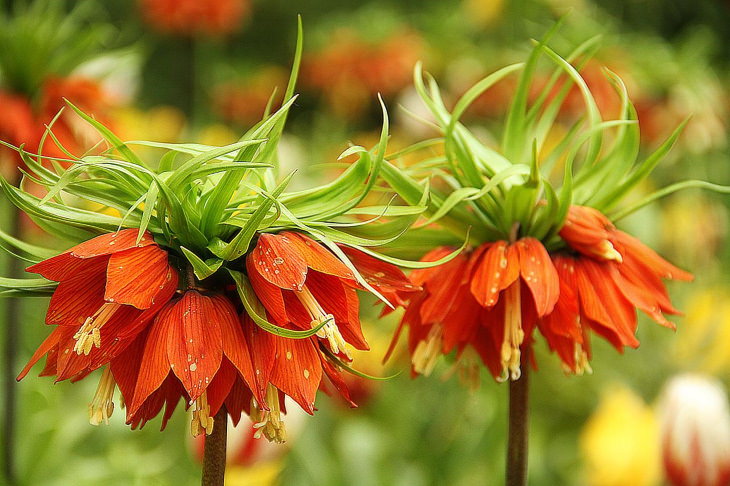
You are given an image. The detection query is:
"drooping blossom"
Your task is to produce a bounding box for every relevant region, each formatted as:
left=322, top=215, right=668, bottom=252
left=394, top=205, right=692, bottom=380
left=19, top=229, right=415, bottom=442
left=17, top=229, right=178, bottom=424
left=659, top=374, right=730, bottom=486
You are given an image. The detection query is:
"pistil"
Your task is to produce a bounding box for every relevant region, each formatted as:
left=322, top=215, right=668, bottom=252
left=500, top=282, right=524, bottom=381
left=88, top=367, right=116, bottom=425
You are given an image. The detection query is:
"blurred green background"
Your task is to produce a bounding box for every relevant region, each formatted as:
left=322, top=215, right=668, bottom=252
left=1, top=0, right=729, bottom=484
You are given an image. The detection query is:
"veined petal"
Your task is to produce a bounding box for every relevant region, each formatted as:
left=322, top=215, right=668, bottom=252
left=268, top=337, right=321, bottom=414
left=410, top=247, right=457, bottom=286
left=420, top=252, right=470, bottom=324
left=26, top=252, right=89, bottom=281
left=442, top=283, right=482, bottom=353
left=166, top=291, right=224, bottom=401
left=282, top=232, right=354, bottom=280
left=248, top=233, right=308, bottom=290
left=46, top=257, right=108, bottom=326
left=105, top=245, right=175, bottom=309
left=611, top=258, right=678, bottom=329
left=16, top=326, right=68, bottom=380
left=205, top=358, right=238, bottom=418
left=516, top=238, right=560, bottom=316
left=339, top=245, right=416, bottom=292
left=612, top=230, right=693, bottom=281
left=321, top=356, right=356, bottom=408
left=130, top=302, right=177, bottom=416
left=217, top=302, right=265, bottom=405
left=470, top=241, right=520, bottom=308
left=70, top=229, right=156, bottom=258
left=574, top=259, right=639, bottom=348
left=110, top=330, right=148, bottom=408
left=246, top=258, right=289, bottom=325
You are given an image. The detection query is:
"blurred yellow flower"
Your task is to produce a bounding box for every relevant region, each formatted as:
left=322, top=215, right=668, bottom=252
left=463, top=0, right=504, bottom=28
left=226, top=461, right=282, bottom=486
left=112, top=105, right=186, bottom=143
left=197, top=123, right=239, bottom=147
left=580, top=385, right=661, bottom=486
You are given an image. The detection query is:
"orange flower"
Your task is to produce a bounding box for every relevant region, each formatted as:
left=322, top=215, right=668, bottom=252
left=393, top=237, right=559, bottom=381
left=17, top=229, right=178, bottom=423
left=139, top=0, right=250, bottom=36
left=395, top=205, right=692, bottom=379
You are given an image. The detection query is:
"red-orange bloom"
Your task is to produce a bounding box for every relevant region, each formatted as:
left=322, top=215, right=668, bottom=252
left=394, top=237, right=559, bottom=381
left=395, top=205, right=692, bottom=379
left=18, top=229, right=178, bottom=423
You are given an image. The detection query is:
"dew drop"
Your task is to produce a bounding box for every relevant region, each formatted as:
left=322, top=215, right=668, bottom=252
left=273, top=257, right=284, bottom=265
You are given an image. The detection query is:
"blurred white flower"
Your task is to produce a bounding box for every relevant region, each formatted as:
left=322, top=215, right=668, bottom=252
left=659, top=374, right=730, bottom=486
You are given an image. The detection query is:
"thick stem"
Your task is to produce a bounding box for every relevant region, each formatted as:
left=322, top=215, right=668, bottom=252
left=201, top=405, right=228, bottom=486
left=506, top=364, right=529, bottom=486
left=3, top=207, right=20, bottom=486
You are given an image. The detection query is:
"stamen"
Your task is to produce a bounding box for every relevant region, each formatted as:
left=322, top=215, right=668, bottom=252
left=598, top=240, right=623, bottom=263
left=190, top=392, right=214, bottom=437
left=250, top=384, right=287, bottom=443
left=295, top=285, right=351, bottom=359
left=73, top=303, right=120, bottom=355
left=412, top=324, right=443, bottom=376
left=566, top=342, right=593, bottom=376
left=500, top=282, right=524, bottom=381
left=88, top=367, right=116, bottom=426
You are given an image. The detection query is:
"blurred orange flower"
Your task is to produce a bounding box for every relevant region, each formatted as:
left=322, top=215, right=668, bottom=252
left=139, top=0, right=250, bottom=36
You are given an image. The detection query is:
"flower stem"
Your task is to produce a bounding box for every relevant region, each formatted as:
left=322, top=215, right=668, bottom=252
left=506, top=363, right=529, bottom=486
left=201, top=405, right=227, bottom=486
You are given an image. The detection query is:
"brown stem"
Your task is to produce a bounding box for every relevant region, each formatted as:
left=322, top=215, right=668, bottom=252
left=201, top=405, right=228, bottom=486
left=506, top=364, right=529, bottom=486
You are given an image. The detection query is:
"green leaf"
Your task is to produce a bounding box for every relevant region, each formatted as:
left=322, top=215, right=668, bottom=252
left=214, top=172, right=294, bottom=260
left=180, top=247, right=223, bottom=280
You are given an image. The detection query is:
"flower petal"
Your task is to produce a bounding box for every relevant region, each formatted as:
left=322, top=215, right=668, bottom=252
left=45, top=257, right=108, bottom=326
left=129, top=302, right=177, bottom=416
left=340, top=245, right=418, bottom=292
left=70, top=229, right=156, bottom=258
left=516, top=237, right=560, bottom=316
left=248, top=233, right=308, bottom=290
left=268, top=337, right=321, bottom=414
left=16, top=326, right=69, bottom=380
left=246, top=258, right=289, bottom=325
left=307, top=272, right=368, bottom=350
left=166, top=291, right=224, bottom=401
left=469, top=241, right=520, bottom=308
left=420, top=252, right=470, bottom=324
left=613, top=230, right=693, bottom=281
left=282, top=231, right=354, bottom=280
left=105, top=245, right=175, bottom=309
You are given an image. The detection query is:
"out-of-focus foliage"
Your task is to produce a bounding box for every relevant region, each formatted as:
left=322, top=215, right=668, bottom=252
left=2, top=0, right=730, bottom=485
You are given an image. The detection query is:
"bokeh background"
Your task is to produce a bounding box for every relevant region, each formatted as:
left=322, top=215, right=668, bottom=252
left=1, top=0, right=729, bottom=484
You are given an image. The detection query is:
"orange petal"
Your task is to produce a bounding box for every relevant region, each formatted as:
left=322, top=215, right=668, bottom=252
left=516, top=238, right=560, bottom=316
left=105, top=245, right=174, bottom=309
left=574, top=259, right=639, bottom=348
left=25, top=252, right=86, bottom=281
left=469, top=241, right=520, bottom=308
left=307, top=272, right=368, bottom=350
left=248, top=233, right=308, bottom=290
left=45, top=257, right=108, bottom=326
left=166, top=291, right=224, bottom=401
left=282, top=232, right=354, bottom=280
left=410, top=247, right=457, bottom=286
left=246, top=258, right=289, bottom=325
left=217, top=301, right=265, bottom=405
left=268, top=337, right=321, bottom=414
left=16, top=326, right=68, bottom=380
left=339, top=245, right=416, bottom=292
left=129, top=301, right=178, bottom=415
left=70, top=229, right=156, bottom=258
left=420, top=252, right=470, bottom=324
left=612, top=230, right=693, bottom=281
